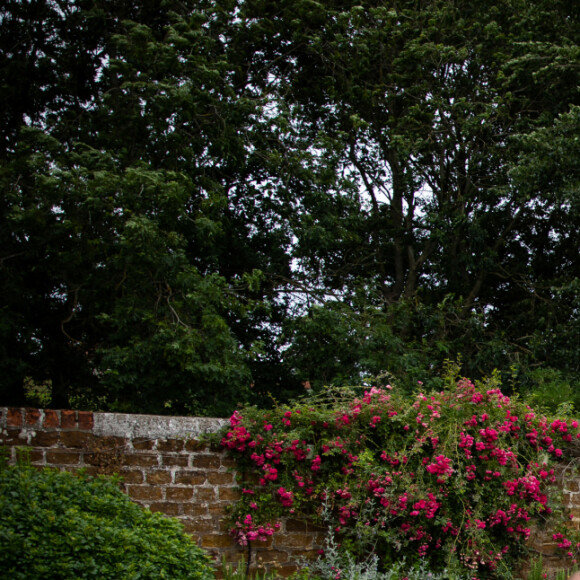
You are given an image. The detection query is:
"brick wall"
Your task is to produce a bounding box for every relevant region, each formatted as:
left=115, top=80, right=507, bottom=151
left=0, top=407, right=324, bottom=578
left=3, top=406, right=580, bottom=579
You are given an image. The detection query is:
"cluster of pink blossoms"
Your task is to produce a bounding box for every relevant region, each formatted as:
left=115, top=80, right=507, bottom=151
left=222, top=379, right=580, bottom=576
left=229, top=514, right=280, bottom=546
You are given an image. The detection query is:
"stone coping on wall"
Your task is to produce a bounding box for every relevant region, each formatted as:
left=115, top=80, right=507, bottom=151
left=0, top=406, right=228, bottom=438
left=92, top=411, right=228, bottom=439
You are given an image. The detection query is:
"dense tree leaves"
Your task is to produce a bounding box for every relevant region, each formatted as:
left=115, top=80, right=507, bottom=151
left=1, top=0, right=580, bottom=415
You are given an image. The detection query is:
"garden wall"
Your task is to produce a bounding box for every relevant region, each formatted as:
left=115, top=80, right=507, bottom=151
left=1, top=405, right=579, bottom=579
left=0, top=406, right=324, bottom=578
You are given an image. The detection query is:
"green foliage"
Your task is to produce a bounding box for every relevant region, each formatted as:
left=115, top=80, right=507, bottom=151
left=219, top=556, right=277, bottom=580
left=220, top=367, right=580, bottom=578
left=527, top=555, right=576, bottom=580
left=296, top=525, right=474, bottom=579
left=2, top=0, right=580, bottom=414
left=0, top=458, right=214, bottom=579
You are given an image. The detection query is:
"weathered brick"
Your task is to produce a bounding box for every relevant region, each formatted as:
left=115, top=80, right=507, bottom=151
left=276, top=533, right=312, bottom=549
left=161, top=455, right=189, bottom=467
left=273, top=564, right=301, bottom=578
left=80, top=466, right=101, bottom=477
left=208, top=472, right=235, bottom=485
left=146, top=470, right=172, bottom=485
left=218, top=487, right=241, bottom=501
left=174, top=470, right=206, bottom=486
left=26, top=449, right=46, bottom=464
left=285, top=519, right=325, bottom=533
left=201, top=534, right=237, bottom=549
left=124, top=454, right=159, bottom=467
left=127, top=485, right=163, bottom=501
left=252, top=550, right=289, bottom=565
left=166, top=486, right=194, bottom=501
left=216, top=514, right=235, bottom=531
left=132, top=438, right=156, bottom=450
left=180, top=517, right=216, bottom=534
left=25, top=408, right=41, bottom=426
left=195, top=487, right=217, bottom=501
left=61, top=410, right=76, bottom=429
left=157, top=439, right=184, bottom=452
left=46, top=450, right=81, bottom=465
left=192, top=454, right=221, bottom=469
left=30, top=431, right=60, bottom=447
left=185, top=439, right=207, bottom=452
left=149, top=502, right=180, bottom=516
left=6, top=408, right=22, bottom=427
left=119, top=469, right=144, bottom=484
left=0, top=428, right=24, bottom=446
left=60, top=431, right=92, bottom=448
left=209, top=503, right=230, bottom=518
left=220, top=456, right=238, bottom=469
left=43, top=409, right=59, bottom=428
left=77, top=411, right=94, bottom=431
left=182, top=504, right=209, bottom=517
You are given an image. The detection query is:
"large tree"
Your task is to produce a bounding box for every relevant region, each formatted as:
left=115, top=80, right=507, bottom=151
left=1, top=0, right=580, bottom=415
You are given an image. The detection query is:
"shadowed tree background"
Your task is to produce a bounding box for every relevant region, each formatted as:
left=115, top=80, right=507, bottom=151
left=1, top=0, right=580, bottom=415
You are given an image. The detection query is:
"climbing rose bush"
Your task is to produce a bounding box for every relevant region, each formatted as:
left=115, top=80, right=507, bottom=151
left=220, top=370, right=580, bottom=579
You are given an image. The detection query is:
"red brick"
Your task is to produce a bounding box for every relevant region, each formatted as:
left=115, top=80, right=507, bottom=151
left=25, top=408, right=41, bottom=426
left=46, top=450, right=81, bottom=465
left=43, top=410, right=59, bottom=428
left=30, top=431, right=60, bottom=447
left=61, top=410, right=76, bottom=429
left=127, top=485, right=163, bottom=501
left=77, top=411, right=94, bottom=431
left=0, top=428, right=23, bottom=445
left=6, top=408, right=23, bottom=427
left=166, top=486, right=193, bottom=501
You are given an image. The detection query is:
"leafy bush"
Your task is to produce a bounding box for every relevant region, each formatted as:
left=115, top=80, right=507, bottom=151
left=295, top=519, right=474, bottom=580
left=220, top=364, right=580, bottom=579
left=0, top=458, right=214, bottom=579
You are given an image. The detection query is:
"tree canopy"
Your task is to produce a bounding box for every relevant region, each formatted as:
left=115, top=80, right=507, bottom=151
left=1, top=0, right=580, bottom=416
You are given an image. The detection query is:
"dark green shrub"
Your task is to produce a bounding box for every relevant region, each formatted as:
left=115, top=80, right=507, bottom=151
left=0, top=457, right=214, bottom=579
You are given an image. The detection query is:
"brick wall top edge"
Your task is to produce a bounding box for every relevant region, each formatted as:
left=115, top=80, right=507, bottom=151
left=0, top=407, right=228, bottom=439
left=93, top=412, right=228, bottom=439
